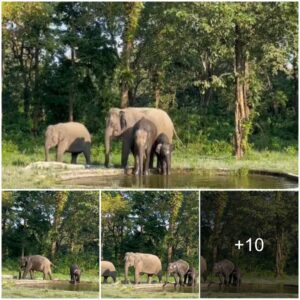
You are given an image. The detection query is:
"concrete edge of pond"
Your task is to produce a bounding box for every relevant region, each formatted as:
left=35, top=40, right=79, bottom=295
left=24, top=162, right=298, bottom=183
left=13, top=279, right=97, bottom=285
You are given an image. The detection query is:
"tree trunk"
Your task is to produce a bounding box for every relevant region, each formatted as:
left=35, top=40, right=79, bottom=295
left=32, top=47, right=41, bottom=136
left=69, top=46, right=75, bottom=121
left=234, top=24, right=250, bottom=159
left=210, top=192, right=227, bottom=263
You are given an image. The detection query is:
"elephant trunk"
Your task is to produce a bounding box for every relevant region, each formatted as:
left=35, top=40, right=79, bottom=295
left=104, top=128, right=112, bottom=168
left=139, top=147, right=144, bottom=176
left=45, top=144, right=50, bottom=162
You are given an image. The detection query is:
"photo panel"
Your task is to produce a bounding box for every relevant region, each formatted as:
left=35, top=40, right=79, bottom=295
left=2, top=191, right=100, bottom=298
left=200, top=191, right=298, bottom=298
left=100, top=190, right=200, bottom=298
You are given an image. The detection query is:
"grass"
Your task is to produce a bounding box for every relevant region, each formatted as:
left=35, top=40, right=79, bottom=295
left=2, top=139, right=298, bottom=189
left=2, top=268, right=99, bottom=298
left=2, top=280, right=99, bottom=298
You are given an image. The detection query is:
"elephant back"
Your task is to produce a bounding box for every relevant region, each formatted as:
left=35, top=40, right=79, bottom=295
left=57, top=122, right=91, bottom=142
left=143, top=109, right=174, bottom=142
left=137, top=253, right=162, bottom=274
left=101, top=261, right=116, bottom=274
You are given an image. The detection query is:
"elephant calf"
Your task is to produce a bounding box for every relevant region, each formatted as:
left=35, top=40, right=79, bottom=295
left=132, top=118, right=157, bottom=176
left=19, top=255, right=54, bottom=280
left=70, top=264, right=81, bottom=284
left=184, top=267, right=198, bottom=286
left=101, top=261, right=117, bottom=283
left=230, top=266, right=242, bottom=287
left=153, top=133, right=173, bottom=175
left=45, top=122, right=91, bottom=164
left=165, top=259, right=189, bottom=287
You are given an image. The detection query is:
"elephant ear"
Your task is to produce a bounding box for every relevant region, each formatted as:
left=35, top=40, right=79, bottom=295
left=119, top=111, right=127, bottom=130
left=134, top=254, right=142, bottom=265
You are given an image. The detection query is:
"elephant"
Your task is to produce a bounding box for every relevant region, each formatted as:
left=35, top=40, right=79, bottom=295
left=212, top=259, right=235, bottom=286
left=101, top=261, right=117, bottom=283
left=19, top=255, right=54, bottom=280
left=164, top=259, right=189, bottom=287
left=132, top=117, right=157, bottom=176
left=153, top=133, right=173, bottom=175
left=230, top=266, right=242, bottom=287
left=70, top=264, right=80, bottom=284
left=201, top=256, right=207, bottom=283
left=184, top=267, right=199, bottom=286
left=124, top=252, right=162, bottom=284
left=104, top=107, right=175, bottom=169
left=45, top=122, right=91, bottom=164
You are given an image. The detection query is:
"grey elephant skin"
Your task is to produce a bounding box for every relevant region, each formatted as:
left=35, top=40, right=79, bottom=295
left=101, top=261, right=117, bottom=283
left=154, top=133, right=173, bottom=175
left=132, top=117, right=157, bottom=176
left=201, top=256, right=207, bottom=282
left=19, top=255, right=54, bottom=280
left=185, top=267, right=198, bottom=286
left=45, top=122, right=91, bottom=164
left=70, top=264, right=80, bottom=284
left=104, top=107, right=174, bottom=168
left=124, top=252, right=162, bottom=284
left=213, top=259, right=235, bottom=286
left=165, top=259, right=189, bottom=287
left=230, top=266, right=242, bottom=287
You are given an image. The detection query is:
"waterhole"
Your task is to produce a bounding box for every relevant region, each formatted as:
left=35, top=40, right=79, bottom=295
left=61, top=173, right=297, bottom=189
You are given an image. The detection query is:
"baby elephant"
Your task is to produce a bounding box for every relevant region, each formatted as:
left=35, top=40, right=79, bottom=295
left=132, top=117, right=157, bottom=176
left=230, top=266, right=242, bottom=287
left=165, top=259, right=189, bottom=287
left=101, top=261, right=117, bottom=283
left=19, top=255, right=53, bottom=280
left=184, top=267, right=198, bottom=286
left=70, top=264, right=81, bottom=284
left=153, top=133, right=173, bottom=175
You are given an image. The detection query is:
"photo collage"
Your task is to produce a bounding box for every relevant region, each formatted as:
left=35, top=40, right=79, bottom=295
left=1, top=1, right=298, bottom=299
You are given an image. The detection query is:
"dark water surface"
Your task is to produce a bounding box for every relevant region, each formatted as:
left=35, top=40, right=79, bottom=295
left=24, top=281, right=99, bottom=292
left=138, top=285, right=199, bottom=294
left=201, top=283, right=298, bottom=297
left=62, top=173, right=297, bottom=189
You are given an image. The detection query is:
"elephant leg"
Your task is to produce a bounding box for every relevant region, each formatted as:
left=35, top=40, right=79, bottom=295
left=103, top=276, right=108, bottom=283
left=135, top=270, right=140, bottom=284
left=48, top=271, right=52, bottom=280
left=173, top=274, right=178, bottom=287
left=144, top=149, right=151, bottom=175
left=157, top=271, right=162, bottom=283
left=71, top=153, right=78, bottom=164
left=56, top=144, right=66, bottom=162
left=147, top=274, right=153, bottom=284
left=134, top=154, right=140, bottom=176
left=83, top=146, right=91, bottom=164
left=121, top=139, right=131, bottom=169
left=149, top=150, right=155, bottom=169
left=30, top=270, right=34, bottom=280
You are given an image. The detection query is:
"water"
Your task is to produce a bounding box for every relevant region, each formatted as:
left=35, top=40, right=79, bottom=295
left=135, top=285, right=199, bottom=294
left=201, top=283, right=298, bottom=297
left=24, top=281, right=99, bottom=292
left=62, top=173, right=297, bottom=189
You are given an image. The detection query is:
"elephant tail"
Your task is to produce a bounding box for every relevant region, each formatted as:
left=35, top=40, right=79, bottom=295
left=173, top=127, right=184, bottom=146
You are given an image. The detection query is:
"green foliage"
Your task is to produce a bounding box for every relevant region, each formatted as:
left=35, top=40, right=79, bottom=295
left=201, top=192, right=298, bottom=276
left=102, top=192, right=199, bottom=269
left=2, top=191, right=99, bottom=273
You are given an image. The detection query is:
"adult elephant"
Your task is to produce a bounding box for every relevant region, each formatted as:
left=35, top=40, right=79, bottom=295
left=213, top=259, right=235, bottom=286
left=104, top=107, right=175, bottom=169
left=45, top=122, right=91, bottom=164
left=201, top=256, right=207, bottom=282
left=124, top=252, right=162, bottom=284
left=19, top=255, right=54, bottom=280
